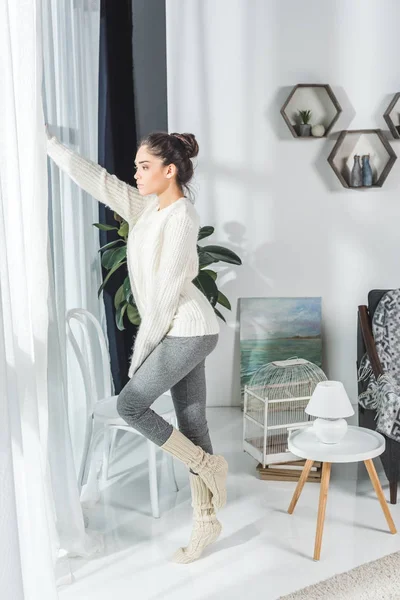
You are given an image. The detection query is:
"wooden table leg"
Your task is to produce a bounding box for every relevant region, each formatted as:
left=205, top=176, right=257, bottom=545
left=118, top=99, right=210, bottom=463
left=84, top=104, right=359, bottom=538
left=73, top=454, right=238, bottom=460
left=288, top=459, right=314, bottom=514
left=314, top=462, right=331, bottom=561
left=364, top=459, right=397, bottom=534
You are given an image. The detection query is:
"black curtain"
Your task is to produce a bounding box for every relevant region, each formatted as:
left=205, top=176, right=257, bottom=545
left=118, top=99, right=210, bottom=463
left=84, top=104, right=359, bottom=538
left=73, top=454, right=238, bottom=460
left=98, top=0, right=138, bottom=393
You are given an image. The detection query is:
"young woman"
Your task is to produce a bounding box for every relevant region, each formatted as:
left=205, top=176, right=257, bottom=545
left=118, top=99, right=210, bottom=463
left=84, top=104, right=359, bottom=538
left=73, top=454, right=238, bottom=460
left=46, top=129, right=228, bottom=563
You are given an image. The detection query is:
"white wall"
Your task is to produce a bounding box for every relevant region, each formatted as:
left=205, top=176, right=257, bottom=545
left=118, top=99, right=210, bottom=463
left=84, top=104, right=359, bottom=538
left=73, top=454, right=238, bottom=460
left=166, top=0, right=400, bottom=407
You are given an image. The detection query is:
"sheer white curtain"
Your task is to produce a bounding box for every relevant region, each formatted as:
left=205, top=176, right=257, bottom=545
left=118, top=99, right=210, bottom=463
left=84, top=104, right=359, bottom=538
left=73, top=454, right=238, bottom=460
left=0, top=0, right=62, bottom=597
left=0, top=0, right=109, bottom=597
left=42, top=0, right=108, bottom=566
left=42, top=0, right=108, bottom=470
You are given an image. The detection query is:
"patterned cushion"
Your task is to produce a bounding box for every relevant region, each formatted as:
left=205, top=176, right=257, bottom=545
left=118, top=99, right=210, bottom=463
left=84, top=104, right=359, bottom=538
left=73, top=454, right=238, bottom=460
left=359, top=289, right=400, bottom=441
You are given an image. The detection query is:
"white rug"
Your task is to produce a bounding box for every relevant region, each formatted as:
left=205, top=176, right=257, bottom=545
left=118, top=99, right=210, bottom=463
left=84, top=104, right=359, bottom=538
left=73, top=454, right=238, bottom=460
left=279, top=551, right=400, bottom=599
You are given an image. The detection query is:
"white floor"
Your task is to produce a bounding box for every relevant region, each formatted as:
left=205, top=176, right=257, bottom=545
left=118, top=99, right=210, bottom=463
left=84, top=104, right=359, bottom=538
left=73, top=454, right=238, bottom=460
left=58, top=408, right=400, bottom=600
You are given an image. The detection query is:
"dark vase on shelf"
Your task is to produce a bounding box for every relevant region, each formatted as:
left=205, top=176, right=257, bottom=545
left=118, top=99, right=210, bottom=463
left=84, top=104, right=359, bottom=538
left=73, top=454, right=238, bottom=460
left=350, top=155, right=362, bottom=187
left=298, top=124, right=311, bottom=137
left=362, top=155, right=373, bottom=186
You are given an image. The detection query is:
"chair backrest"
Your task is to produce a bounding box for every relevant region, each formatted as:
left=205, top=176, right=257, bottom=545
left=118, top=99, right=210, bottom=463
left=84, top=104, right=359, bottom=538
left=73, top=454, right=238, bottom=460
left=357, top=290, right=391, bottom=405
left=66, top=308, right=114, bottom=418
left=358, top=291, right=391, bottom=369
left=369, top=289, right=400, bottom=383
left=358, top=305, right=384, bottom=379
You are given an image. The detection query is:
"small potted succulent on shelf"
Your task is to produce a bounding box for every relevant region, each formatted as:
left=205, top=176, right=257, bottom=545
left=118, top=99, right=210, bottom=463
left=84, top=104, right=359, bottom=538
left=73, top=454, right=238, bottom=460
left=297, top=109, right=312, bottom=137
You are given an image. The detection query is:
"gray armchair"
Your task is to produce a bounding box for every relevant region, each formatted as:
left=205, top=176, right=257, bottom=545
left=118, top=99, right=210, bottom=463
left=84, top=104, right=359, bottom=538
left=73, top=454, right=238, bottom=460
left=357, top=289, right=400, bottom=504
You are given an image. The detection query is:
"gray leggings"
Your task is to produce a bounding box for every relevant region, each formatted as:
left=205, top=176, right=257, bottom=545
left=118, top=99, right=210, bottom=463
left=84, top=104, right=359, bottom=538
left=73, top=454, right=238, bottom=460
left=116, top=334, right=219, bottom=459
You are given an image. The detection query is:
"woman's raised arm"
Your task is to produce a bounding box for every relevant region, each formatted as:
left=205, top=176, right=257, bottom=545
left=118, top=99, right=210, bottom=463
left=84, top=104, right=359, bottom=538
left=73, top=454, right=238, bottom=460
left=47, top=133, right=147, bottom=225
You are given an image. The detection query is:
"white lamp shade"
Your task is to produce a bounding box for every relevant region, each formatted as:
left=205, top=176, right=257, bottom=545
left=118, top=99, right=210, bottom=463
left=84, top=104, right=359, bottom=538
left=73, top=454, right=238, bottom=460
left=305, top=381, right=354, bottom=419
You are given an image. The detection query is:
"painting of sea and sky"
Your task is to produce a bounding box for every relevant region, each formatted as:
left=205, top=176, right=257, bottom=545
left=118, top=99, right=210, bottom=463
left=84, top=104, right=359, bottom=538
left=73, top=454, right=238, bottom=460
left=239, top=297, right=322, bottom=402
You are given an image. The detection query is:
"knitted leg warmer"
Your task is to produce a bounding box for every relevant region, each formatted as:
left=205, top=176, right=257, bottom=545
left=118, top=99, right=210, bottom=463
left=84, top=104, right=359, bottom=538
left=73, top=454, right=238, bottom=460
left=160, top=427, right=228, bottom=510
left=172, top=473, right=222, bottom=563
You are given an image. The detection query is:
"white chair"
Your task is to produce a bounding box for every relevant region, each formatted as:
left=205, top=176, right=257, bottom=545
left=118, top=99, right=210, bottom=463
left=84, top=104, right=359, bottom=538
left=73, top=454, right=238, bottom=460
left=66, top=308, right=179, bottom=519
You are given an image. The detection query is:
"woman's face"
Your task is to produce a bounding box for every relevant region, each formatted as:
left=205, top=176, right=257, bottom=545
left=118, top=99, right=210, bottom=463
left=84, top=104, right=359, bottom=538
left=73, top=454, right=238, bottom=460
left=134, top=145, right=176, bottom=196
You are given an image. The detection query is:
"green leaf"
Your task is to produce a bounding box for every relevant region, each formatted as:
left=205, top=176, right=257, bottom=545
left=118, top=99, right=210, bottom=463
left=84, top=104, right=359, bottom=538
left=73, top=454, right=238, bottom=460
left=193, top=270, right=219, bottom=307
left=97, top=260, right=127, bottom=297
left=198, top=226, right=214, bottom=241
left=198, top=251, right=219, bottom=268
left=93, top=222, right=119, bottom=232
left=127, top=303, right=141, bottom=326
left=98, top=239, right=124, bottom=253
left=214, top=307, right=226, bottom=322
left=101, top=246, right=127, bottom=270
left=123, top=275, right=132, bottom=302
left=201, top=245, right=242, bottom=265
left=118, top=221, right=129, bottom=238
left=101, top=248, right=114, bottom=269
left=116, top=303, right=128, bottom=331
left=114, top=284, right=125, bottom=309
left=217, top=290, right=231, bottom=311
left=202, top=269, right=217, bottom=281
left=298, top=109, right=312, bottom=124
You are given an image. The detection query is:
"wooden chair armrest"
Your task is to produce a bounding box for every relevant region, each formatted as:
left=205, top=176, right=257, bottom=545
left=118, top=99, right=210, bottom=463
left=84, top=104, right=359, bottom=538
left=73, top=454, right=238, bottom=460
left=358, top=305, right=384, bottom=379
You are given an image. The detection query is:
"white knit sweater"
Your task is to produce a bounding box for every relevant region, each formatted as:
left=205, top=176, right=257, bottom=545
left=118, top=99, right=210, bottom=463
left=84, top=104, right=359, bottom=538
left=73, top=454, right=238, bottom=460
left=46, top=136, right=219, bottom=377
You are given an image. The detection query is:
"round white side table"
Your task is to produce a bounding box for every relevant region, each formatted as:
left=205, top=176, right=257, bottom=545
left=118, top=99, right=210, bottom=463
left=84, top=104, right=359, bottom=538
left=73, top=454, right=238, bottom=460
left=287, top=425, right=397, bottom=561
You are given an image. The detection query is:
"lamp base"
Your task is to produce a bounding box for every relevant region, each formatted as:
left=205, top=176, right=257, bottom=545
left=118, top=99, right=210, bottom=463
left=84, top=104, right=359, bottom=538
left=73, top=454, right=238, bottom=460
left=313, top=417, right=348, bottom=444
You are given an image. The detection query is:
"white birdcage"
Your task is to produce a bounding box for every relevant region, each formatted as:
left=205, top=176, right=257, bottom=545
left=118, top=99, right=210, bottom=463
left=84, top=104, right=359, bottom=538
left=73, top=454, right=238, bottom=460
left=243, top=357, right=327, bottom=467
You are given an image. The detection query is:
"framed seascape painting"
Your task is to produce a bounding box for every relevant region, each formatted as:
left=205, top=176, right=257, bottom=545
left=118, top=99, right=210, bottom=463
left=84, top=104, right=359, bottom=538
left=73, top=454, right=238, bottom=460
left=239, top=297, right=322, bottom=404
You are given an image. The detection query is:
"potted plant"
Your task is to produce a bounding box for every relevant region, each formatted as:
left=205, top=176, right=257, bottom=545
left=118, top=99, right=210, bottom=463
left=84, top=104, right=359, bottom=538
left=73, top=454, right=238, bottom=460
left=297, top=109, right=312, bottom=137
left=93, top=213, right=242, bottom=330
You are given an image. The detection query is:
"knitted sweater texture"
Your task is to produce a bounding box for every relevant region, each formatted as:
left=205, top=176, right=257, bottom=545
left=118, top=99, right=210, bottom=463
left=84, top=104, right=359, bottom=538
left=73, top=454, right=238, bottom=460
left=47, top=136, right=219, bottom=377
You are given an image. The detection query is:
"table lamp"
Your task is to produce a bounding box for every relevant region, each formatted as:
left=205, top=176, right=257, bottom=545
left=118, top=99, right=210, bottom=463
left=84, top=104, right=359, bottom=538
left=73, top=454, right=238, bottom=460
left=305, top=381, right=354, bottom=444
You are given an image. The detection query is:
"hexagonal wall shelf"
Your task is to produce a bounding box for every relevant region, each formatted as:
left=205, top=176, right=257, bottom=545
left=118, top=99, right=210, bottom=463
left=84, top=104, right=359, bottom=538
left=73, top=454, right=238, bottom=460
left=383, top=93, right=400, bottom=139
left=327, top=129, right=397, bottom=189
left=280, top=84, right=342, bottom=138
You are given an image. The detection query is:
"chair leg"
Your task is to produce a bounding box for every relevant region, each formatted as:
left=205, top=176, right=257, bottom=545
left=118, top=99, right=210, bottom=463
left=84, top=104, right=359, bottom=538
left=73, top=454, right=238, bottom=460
left=167, top=453, right=179, bottom=492
left=109, top=428, right=118, bottom=461
left=80, top=424, right=104, bottom=489
left=390, top=480, right=398, bottom=505
left=79, top=415, right=94, bottom=489
left=101, top=426, right=111, bottom=485
left=147, top=440, right=160, bottom=519
left=80, top=425, right=105, bottom=506
left=166, top=415, right=179, bottom=492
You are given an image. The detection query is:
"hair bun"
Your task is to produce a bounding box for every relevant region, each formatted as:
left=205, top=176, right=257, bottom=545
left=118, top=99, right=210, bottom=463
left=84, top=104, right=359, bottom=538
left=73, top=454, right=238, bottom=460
left=170, top=132, right=199, bottom=159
